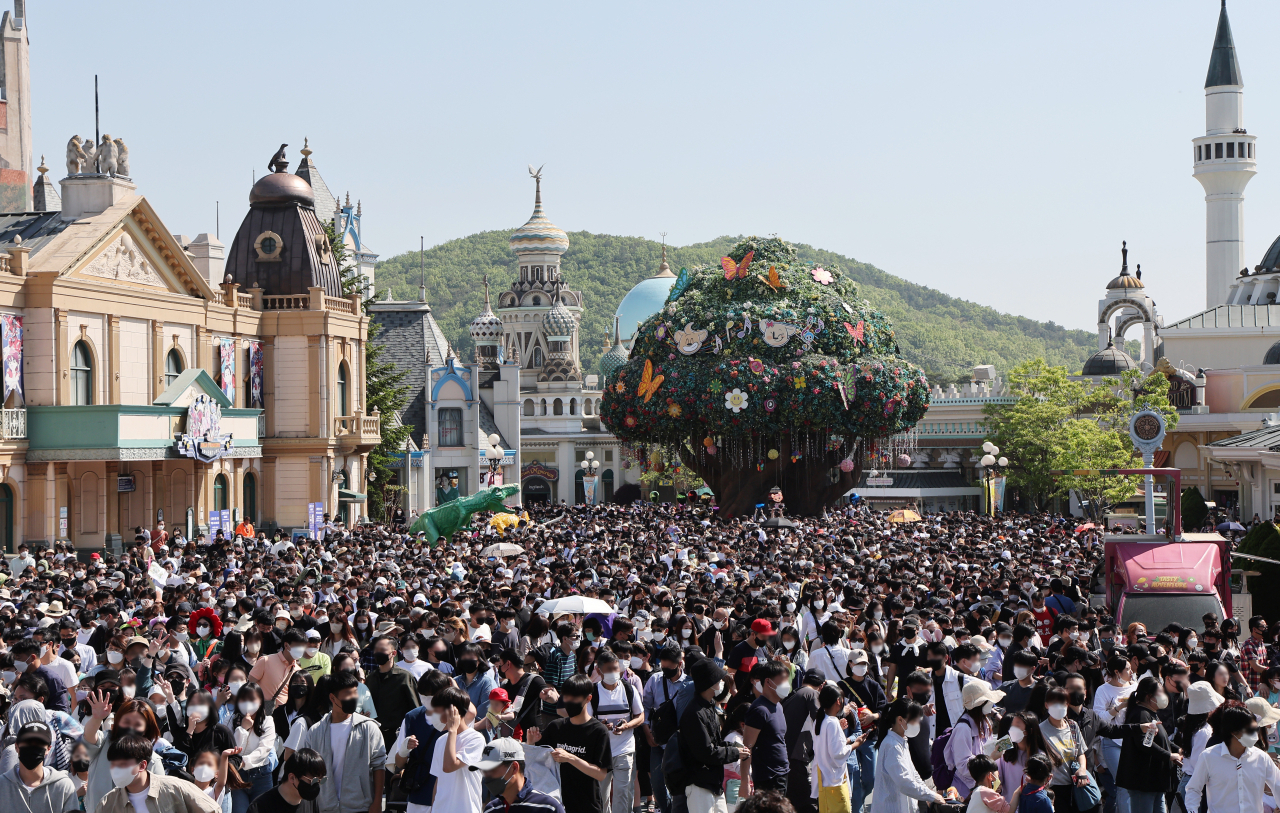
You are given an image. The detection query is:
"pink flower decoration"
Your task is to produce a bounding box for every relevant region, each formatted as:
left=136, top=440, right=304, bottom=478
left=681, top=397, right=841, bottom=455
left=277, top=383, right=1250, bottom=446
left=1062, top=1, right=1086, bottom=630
left=792, top=362, right=801, bottom=369
left=749, top=358, right=764, bottom=374
left=811, top=267, right=834, bottom=285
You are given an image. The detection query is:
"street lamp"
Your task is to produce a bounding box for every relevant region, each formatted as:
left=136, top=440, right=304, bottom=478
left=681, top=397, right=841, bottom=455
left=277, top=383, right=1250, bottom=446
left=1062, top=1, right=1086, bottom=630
left=979, top=444, right=1010, bottom=516
left=580, top=450, right=600, bottom=474
left=484, top=433, right=504, bottom=475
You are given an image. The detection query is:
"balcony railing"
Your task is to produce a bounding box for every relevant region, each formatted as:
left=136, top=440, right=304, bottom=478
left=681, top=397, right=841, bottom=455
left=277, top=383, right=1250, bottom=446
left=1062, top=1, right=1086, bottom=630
left=334, top=411, right=381, bottom=448
left=262, top=294, right=310, bottom=311
left=217, top=284, right=364, bottom=316
left=0, top=408, right=26, bottom=440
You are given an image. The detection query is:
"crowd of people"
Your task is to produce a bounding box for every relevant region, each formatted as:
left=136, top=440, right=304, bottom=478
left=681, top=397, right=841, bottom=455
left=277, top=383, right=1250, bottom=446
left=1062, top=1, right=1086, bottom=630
left=0, top=499, right=1274, bottom=813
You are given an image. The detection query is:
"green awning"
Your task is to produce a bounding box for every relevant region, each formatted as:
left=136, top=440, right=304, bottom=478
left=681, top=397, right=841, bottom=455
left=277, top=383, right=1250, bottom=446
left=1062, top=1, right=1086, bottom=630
left=337, top=489, right=367, bottom=502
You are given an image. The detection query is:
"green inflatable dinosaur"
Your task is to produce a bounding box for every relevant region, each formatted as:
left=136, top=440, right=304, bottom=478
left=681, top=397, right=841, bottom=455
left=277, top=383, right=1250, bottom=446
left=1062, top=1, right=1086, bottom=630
left=407, top=484, right=521, bottom=545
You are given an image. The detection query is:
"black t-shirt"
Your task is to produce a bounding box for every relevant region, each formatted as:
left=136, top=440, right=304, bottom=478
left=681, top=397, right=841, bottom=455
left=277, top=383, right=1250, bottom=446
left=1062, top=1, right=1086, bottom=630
left=744, top=696, right=789, bottom=788
left=727, top=639, right=768, bottom=674
left=540, top=717, right=612, bottom=813
left=504, top=672, right=548, bottom=733
left=889, top=641, right=928, bottom=693
left=246, top=788, right=299, bottom=813
left=931, top=671, right=952, bottom=732
left=908, top=723, right=932, bottom=780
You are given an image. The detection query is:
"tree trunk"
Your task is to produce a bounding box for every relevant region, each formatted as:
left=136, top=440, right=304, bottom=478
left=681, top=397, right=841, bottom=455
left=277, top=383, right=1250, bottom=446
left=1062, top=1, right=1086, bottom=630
left=679, top=435, right=862, bottom=518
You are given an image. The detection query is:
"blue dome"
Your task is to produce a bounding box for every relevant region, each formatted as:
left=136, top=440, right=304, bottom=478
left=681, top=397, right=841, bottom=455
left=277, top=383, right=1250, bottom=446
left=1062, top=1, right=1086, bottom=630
left=616, top=276, right=676, bottom=341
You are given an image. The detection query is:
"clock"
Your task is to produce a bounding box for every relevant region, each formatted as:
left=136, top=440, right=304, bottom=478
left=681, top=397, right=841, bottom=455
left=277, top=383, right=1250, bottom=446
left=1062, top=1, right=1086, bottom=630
left=1128, top=408, right=1166, bottom=457
left=1133, top=414, right=1161, bottom=441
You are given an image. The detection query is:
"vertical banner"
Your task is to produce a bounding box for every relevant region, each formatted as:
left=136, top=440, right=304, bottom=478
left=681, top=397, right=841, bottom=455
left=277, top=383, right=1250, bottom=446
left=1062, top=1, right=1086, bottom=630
left=993, top=476, right=1007, bottom=513
left=248, top=341, right=263, bottom=408
left=582, top=474, right=598, bottom=505
left=219, top=338, right=236, bottom=404
left=209, top=510, right=221, bottom=536
left=0, top=314, right=22, bottom=405
left=220, top=509, right=231, bottom=534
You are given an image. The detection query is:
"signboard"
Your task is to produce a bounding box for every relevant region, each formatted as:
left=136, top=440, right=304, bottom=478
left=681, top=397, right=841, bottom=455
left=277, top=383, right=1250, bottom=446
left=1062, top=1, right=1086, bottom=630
left=176, top=394, right=233, bottom=462
left=59, top=506, right=67, bottom=537
left=521, top=461, right=558, bottom=481
left=582, top=474, right=598, bottom=504
left=308, top=502, right=324, bottom=540
left=220, top=509, right=231, bottom=535
left=866, top=477, right=894, bottom=486
left=148, top=561, right=168, bottom=587
left=117, top=475, right=136, bottom=493
left=1132, top=575, right=1204, bottom=593
left=209, top=510, right=221, bottom=536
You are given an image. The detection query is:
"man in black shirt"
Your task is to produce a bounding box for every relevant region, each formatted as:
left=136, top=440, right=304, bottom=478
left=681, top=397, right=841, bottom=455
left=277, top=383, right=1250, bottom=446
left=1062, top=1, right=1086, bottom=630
left=886, top=621, right=928, bottom=698
left=529, top=674, right=612, bottom=813
left=782, top=670, right=823, bottom=813
left=727, top=619, right=774, bottom=677
left=246, top=747, right=325, bottom=813
left=497, top=649, right=547, bottom=736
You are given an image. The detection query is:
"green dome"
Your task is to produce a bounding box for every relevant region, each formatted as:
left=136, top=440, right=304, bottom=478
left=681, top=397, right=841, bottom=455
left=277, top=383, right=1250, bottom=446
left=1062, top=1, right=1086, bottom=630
left=599, top=341, right=630, bottom=382
left=542, top=299, right=577, bottom=339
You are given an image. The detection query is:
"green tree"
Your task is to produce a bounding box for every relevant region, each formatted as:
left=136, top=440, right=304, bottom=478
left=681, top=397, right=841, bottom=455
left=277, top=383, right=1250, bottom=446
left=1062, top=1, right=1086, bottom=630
left=1235, top=521, right=1280, bottom=622
left=983, top=360, right=1179, bottom=516
left=600, top=236, right=930, bottom=516
left=327, top=224, right=412, bottom=520
left=1182, top=486, right=1210, bottom=532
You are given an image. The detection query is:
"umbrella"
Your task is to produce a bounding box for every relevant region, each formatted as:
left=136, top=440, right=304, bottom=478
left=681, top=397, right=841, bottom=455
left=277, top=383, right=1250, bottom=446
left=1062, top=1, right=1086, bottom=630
left=536, top=596, right=617, bottom=616
left=480, top=542, right=525, bottom=558
left=1216, top=521, right=1245, bottom=532
left=1075, top=523, right=1097, bottom=533
left=888, top=509, right=922, bottom=523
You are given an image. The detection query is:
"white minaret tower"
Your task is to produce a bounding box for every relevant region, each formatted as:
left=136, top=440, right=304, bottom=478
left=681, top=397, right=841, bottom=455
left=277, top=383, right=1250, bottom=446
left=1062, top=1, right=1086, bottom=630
left=1193, top=0, right=1256, bottom=309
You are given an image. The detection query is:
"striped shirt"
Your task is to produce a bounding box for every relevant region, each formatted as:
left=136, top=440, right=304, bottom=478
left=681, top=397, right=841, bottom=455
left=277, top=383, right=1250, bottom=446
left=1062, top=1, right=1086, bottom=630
left=542, top=646, right=577, bottom=714
left=483, top=783, right=566, bottom=813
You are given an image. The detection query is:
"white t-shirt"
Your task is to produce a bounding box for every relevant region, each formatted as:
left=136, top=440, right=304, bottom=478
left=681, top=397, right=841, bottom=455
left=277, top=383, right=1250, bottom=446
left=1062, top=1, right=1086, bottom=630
left=430, top=728, right=484, bottom=813
left=42, top=657, right=78, bottom=697
left=594, top=680, right=643, bottom=755
left=128, top=788, right=149, bottom=813
left=329, top=719, right=353, bottom=798
left=397, top=659, right=431, bottom=680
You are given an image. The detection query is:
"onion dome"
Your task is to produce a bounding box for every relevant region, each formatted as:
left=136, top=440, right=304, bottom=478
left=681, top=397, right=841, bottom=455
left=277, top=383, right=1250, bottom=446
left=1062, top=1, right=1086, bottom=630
left=250, top=171, right=315, bottom=208
left=543, top=298, right=577, bottom=341
left=615, top=245, right=678, bottom=341
left=1082, top=340, right=1138, bottom=375
left=1264, top=340, right=1280, bottom=364
left=468, top=275, right=503, bottom=343
left=509, top=171, right=569, bottom=255
left=1106, top=241, right=1144, bottom=290
left=599, top=316, right=630, bottom=381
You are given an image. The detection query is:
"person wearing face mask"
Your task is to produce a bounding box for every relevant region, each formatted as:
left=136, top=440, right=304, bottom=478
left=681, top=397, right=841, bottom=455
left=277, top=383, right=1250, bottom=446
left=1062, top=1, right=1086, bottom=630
left=868, top=698, right=946, bottom=813
left=10, top=639, right=71, bottom=713
left=997, top=650, right=1041, bottom=715
left=1186, top=704, right=1280, bottom=813
left=230, top=683, right=277, bottom=813
left=249, top=629, right=308, bottom=715
left=590, top=649, right=645, bottom=813
left=365, top=636, right=421, bottom=749
left=675, top=658, right=748, bottom=813
left=1115, top=677, right=1183, bottom=813
left=79, top=695, right=165, bottom=813
left=168, top=688, right=235, bottom=767
left=740, top=660, right=793, bottom=795
left=0, top=724, right=78, bottom=813
left=884, top=623, right=929, bottom=699
left=452, top=642, right=497, bottom=726
left=922, top=640, right=965, bottom=739
left=297, top=630, right=332, bottom=684
left=468, top=737, right=567, bottom=813
left=98, top=733, right=221, bottom=813
left=388, top=670, right=455, bottom=813
left=527, top=674, right=612, bottom=813
left=300, top=670, right=387, bottom=813
left=798, top=586, right=830, bottom=651
left=1037, top=685, right=1095, bottom=810
left=494, top=649, right=546, bottom=740
left=189, top=609, right=223, bottom=663
left=245, top=748, right=326, bottom=813
left=641, top=647, right=695, bottom=813
left=0, top=699, right=72, bottom=774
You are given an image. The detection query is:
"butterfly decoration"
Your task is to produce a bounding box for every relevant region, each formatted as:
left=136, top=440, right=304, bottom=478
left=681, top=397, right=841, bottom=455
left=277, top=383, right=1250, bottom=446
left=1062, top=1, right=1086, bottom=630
left=668, top=267, right=692, bottom=302
left=841, top=301, right=854, bottom=315
left=843, top=321, right=865, bottom=344
left=758, top=265, right=786, bottom=292
left=722, top=251, right=755, bottom=280
left=736, top=314, right=753, bottom=339
left=841, top=367, right=860, bottom=399
left=835, top=381, right=849, bottom=409
left=637, top=360, right=664, bottom=403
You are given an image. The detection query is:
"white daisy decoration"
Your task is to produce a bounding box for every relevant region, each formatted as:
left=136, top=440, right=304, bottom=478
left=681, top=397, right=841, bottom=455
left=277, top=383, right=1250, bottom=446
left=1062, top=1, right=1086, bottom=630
left=724, top=388, right=749, bottom=413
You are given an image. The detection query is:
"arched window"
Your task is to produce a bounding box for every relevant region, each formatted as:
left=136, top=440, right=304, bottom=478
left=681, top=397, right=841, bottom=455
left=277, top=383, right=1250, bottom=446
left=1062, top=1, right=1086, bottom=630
left=539, top=399, right=547, bottom=416
left=531, top=295, right=542, bottom=307
left=71, top=341, right=93, bottom=405
left=603, top=469, right=615, bottom=502
left=213, top=474, right=228, bottom=511
left=165, top=349, right=184, bottom=387
left=243, top=472, right=257, bottom=524
left=569, top=399, right=576, bottom=415
left=532, top=347, right=543, bottom=367
left=584, top=399, right=593, bottom=416
left=337, top=363, right=349, bottom=416
left=523, top=399, right=535, bottom=417
left=553, top=399, right=563, bottom=416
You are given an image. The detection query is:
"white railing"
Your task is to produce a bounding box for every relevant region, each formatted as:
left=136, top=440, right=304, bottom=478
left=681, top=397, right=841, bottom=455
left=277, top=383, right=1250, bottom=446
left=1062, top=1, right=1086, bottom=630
left=0, top=408, right=26, bottom=439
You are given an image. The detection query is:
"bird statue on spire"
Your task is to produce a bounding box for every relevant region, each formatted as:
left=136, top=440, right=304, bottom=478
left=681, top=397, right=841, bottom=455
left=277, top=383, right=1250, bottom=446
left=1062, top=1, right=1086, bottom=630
left=268, top=144, right=288, bottom=173
left=528, top=164, right=544, bottom=203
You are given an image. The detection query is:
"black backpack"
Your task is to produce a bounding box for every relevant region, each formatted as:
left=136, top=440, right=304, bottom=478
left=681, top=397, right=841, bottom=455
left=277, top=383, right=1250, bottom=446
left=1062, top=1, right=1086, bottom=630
left=650, top=679, right=679, bottom=745
left=590, top=678, right=637, bottom=716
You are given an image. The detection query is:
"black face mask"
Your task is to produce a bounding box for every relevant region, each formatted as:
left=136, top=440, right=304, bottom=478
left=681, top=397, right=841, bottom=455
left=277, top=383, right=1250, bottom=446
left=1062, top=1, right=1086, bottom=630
left=17, top=745, right=45, bottom=770
left=458, top=659, right=478, bottom=674
left=340, top=697, right=358, bottom=714
left=373, top=653, right=391, bottom=666
left=295, top=778, right=322, bottom=801
left=662, top=667, right=679, bottom=681
left=1068, top=690, right=1087, bottom=707
left=71, top=759, right=90, bottom=773
left=911, top=692, right=930, bottom=703
left=563, top=700, right=585, bottom=718
left=927, top=659, right=945, bottom=672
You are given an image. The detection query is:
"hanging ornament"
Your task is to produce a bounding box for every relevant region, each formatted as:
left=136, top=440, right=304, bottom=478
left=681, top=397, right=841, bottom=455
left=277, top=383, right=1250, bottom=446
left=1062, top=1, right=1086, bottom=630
left=756, top=459, right=764, bottom=471
left=897, top=453, right=912, bottom=468
left=706, top=445, right=717, bottom=455
left=767, top=449, right=779, bottom=460
left=839, top=458, right=856, bottom=473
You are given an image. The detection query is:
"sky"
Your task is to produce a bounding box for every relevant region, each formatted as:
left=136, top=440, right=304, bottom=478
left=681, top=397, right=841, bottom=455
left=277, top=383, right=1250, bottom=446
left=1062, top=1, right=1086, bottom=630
left=25, top=1, right=1280, bottom=331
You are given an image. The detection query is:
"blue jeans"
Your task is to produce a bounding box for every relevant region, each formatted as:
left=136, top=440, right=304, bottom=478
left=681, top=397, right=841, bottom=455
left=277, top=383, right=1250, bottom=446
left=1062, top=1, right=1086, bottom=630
left=1099, top=739, right=1122, bottom=813
left=231, top=765, right=273, bottom=813
left=1118, top=790, right=1164, bottom=813
left=848, top=739, right=876, bottom=813
left=651, top=745, right=669, bottom=813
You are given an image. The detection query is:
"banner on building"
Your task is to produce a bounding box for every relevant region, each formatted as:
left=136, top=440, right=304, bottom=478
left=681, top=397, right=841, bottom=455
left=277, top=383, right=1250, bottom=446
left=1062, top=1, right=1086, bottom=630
left=209, top=510, right=221, bottom=536
left=0, top=314, right=22, bottom=404
left=308, top=502, right=324, bottom=540
left=219, top=338, right=236, bottom=403
left=248, top=341, right=263, bottom=408
left=221, top=509, right=231, bottom=534
left=993, top=476, right=1007, bottom=512
left=582, top=474, right=598, bottom=505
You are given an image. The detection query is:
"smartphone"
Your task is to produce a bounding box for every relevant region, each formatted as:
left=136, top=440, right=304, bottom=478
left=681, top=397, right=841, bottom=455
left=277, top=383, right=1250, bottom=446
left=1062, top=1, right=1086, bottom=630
left=994, top=736, right=1013, bottom=753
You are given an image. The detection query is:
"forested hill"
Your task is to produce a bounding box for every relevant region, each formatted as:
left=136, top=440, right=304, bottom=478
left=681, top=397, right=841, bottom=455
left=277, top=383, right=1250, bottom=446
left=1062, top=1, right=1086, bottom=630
left=372, top=231, right=1097, bottom=383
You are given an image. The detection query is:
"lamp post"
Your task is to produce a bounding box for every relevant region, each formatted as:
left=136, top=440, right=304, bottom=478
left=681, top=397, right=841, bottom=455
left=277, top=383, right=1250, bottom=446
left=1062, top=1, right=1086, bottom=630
left=580, top=451, right=600, bottom=504
left=484, top=433, right=504, bottom=486
left=980, top=441, right=1010, bottom=517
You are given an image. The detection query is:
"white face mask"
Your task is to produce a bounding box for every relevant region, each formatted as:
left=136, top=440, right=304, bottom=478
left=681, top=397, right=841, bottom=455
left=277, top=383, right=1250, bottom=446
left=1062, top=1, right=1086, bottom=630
left=187, top=705, right=209, bottom=721
left=602, top=670, right=620, bottom=686
left=813, top=600, right=825, bottom=611
left=228, top=681, right=245, bottom=696
left=419, top=694, right=433, bottom=709
left=1047, top=703, right=1068, bottom=720
left=238, top=700, right=260, bottom=716
left=110, top=766, right=139, bottom=788
left=1013, top=665, right=1031, bottom=680
left=783, top=640, right=796, bottom=651
left=904, top=721, right=921, bottom=738
left=998, top=637, right=1013, bottom=648
left=1187, top=638, right=1198, bottom=649
left=1239, top=730, right=1260, bottom=748
left=110, top=652, right=126, bottom=665
left=430, top=713, right=447, bottom=732
left=630, top=656, right=644, bottom=670
left=289, top=647, right=306, bottom=661
left=851, top=664, right=869, bottom=677
left=871, top=644, right=884, bottom=655
left=1009, top=726, right=1025, bottom=743
left=192, top=765, right=216, bottom=784
left=402, top=648, right=418, bottom=662
left=681, top=628, right=692, bottom=638
left=306, top=646, right=319, bottom=658
left=197, top=625, right=212, bottom=637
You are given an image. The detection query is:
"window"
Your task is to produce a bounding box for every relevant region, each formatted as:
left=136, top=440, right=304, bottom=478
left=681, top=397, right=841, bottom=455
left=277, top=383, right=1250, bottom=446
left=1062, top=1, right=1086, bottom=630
left=532, top=346, right=543, bottom=367
left=584, top=399, right=593, bottom=416
left=1196, top=145, right=1202, bottom=161
left=569, top=399, right=576, bottom=415
left=1216, top=142, right=1224, bottom=158
left=1250, top=142, right=1255, bottom=158
left=439, top=408, right=463, bottom=447
left=1238, top=142, right=1245, bottom=158
left=531, top=296, right=542, bottom=307
left=603, top=469, right=615, bottom=502
left=337, top=363, right=349, bottom=416
left=71, top=341, right=92, bottom=405
left=553, top=398, right=563, bottom=416
left=242, top=472, right=256, bottom=524
left=1227, top=142, right=1235, bottom=158
left=165, top=349, right=184, bottom=388
left=605, top=450, right=613, bottom=462
left=523, top=399, right=535, bottom=417
left=213, top=474, right=228, bottom=511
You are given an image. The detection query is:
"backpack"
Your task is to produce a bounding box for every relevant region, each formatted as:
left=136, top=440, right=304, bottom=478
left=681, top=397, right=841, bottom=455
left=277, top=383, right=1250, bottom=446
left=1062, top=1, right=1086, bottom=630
left=929, top=715, right=969, bottom=794
left=590, top=678, right=637, bottom=717
left=650, top=678, right=680, bottom=745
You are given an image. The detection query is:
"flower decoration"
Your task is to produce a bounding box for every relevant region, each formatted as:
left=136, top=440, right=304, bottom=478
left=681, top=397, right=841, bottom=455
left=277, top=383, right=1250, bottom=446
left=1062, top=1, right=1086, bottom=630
left=724, top=389, right=749, bottom=413
left=749, top=358, right=764, bottom=374
left=811, top=267, right=834, bottom=285
left=667, top=403, right=683, bottom=418
left=709, top=380, right=724, bottom=394
left=764, top=396, right=778, bottom=412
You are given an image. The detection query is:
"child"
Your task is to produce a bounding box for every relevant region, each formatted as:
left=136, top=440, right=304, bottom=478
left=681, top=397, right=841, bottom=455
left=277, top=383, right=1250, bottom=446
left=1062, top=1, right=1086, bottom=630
left=967, top=755, right=1021, bottom=813
left=1016, top=755, right=1054, bottom=813
left=189, top=746, right=239, bottom=813
left=476, top=687, right=517, bottom=738
left=69, top=741, right=90, bottom=811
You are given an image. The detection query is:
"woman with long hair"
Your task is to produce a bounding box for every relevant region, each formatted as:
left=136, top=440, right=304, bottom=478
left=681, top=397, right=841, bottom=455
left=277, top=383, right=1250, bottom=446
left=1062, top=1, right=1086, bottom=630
left=779, top=625, right=809, bottom=674
left=869, top=698, right=944, bottom=813
left=1174, top=683, right=1224, bottom=810
left=518, top=614, right=552, bottom=658
left=800, top=583, right=830, bottom=650
left=1038, top=686, right=1094, bottom=813
left=80, top=695, right=165, bottom=813
left=996, top=712, right=1051, bottom=803
left=811, top=684, right=859, bottom=813
left=167, top=688, right=234, bottom=765
left=229, top=682, right=276, bottom=813
left=1205, top=661, right=1235, bottom=701
left=322, top=614, right=359, bottom=658
left=948, top=683, right=1001, bottom=800
left=271, top=672, right=318, bottom=767
left=1115, top=677, right=1183, bottom=813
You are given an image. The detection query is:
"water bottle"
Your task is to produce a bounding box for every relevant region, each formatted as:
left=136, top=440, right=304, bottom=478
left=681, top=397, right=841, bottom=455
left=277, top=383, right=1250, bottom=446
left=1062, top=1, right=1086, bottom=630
left=1143, top=728, right=1155, bottom=748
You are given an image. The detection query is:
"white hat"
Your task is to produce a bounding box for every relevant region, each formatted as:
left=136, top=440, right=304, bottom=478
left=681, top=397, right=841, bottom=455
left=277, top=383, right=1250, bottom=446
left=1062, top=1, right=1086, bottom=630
left=962, top=680, right=1006, bottom=710
left=467, top=737, right=524, bottom=772
left=1187, top=682, right=1224, bottom=715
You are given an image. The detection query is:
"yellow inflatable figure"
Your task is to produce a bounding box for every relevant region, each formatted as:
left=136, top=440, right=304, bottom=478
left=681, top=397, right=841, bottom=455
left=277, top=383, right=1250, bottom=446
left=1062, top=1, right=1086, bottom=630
left=489, top=511, right=530, bottom=535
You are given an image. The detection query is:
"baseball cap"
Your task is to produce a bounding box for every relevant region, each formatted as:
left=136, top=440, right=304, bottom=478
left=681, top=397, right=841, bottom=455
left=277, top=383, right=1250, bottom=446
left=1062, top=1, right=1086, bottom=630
left=16, top=721, right=51, bottom=745
left=488, top=688, right=510, bottom=703
left=468, top=737, right=524, bottom=771
left=751, top=619, right=775, bottom=636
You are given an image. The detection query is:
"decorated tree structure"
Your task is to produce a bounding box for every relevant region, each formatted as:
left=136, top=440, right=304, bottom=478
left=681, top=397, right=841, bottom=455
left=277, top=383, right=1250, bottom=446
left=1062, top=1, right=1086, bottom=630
left=600, top=237, right=930, bottom=516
